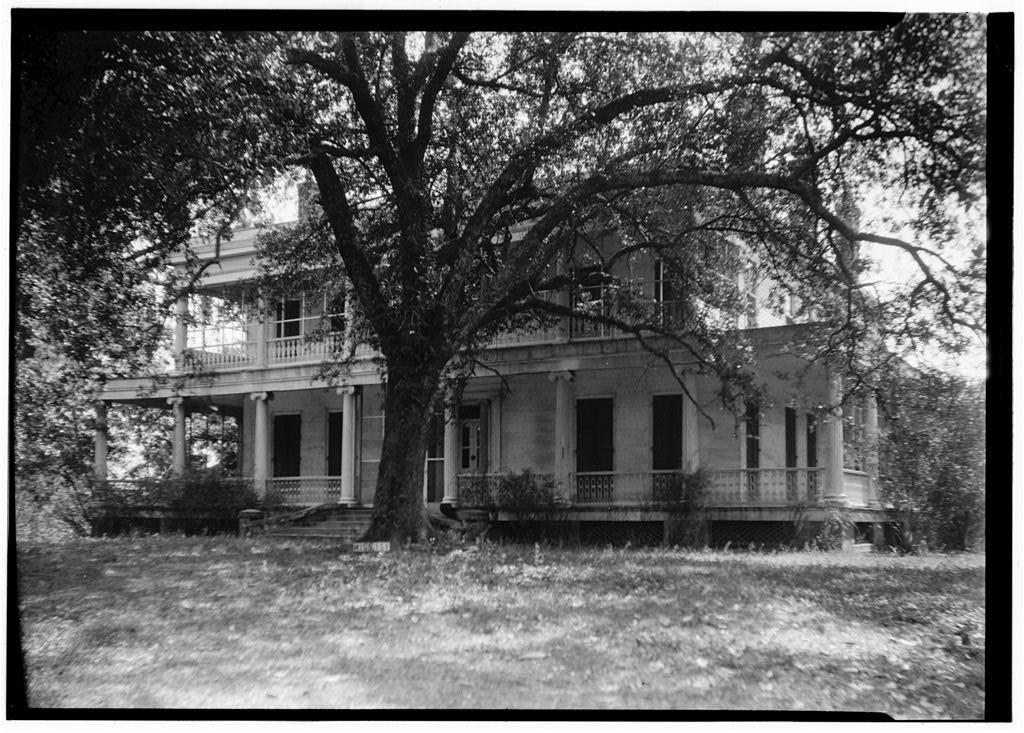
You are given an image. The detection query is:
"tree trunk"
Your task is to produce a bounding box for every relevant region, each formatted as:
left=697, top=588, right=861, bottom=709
left=363, top=365, right=441, bottom=545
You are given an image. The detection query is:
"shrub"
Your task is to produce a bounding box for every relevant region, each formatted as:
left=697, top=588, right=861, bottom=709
left=814, top=506, right=853, bottom=550
left=490, top=469, right=569, bottom=542
left=657, top=469, right=710, bottom=547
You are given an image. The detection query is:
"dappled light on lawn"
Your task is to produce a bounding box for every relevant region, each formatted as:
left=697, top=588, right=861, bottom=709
left=16, top=536, right=984, bottom=715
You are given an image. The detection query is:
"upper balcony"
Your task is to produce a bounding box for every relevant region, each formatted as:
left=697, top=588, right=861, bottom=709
left=168, top=223, right=808, bottom=375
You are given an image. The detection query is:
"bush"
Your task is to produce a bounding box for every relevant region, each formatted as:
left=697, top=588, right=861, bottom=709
left=657, top=469, right=710, bottom=547
left=467, top=469, right=569, bottom=542
left=814, top=506, right=853, bottom=550
left=90, top=470, right=260, bottom=535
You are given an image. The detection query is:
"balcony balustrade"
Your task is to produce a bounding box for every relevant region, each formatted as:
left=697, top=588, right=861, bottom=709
left=178, top=281, right=689, bottom=372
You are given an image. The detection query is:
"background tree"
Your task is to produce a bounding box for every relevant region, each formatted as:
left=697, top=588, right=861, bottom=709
left=877, top=368, right=986, bottom=551
left=15, top=19, right=986, bottom=543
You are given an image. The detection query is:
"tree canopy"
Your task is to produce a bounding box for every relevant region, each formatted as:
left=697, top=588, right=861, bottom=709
left=16, top=19, right=987, bottom=542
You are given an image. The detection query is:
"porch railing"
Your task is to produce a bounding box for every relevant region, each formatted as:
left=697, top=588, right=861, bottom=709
left=268, top=476, right=343, bottom=505
left=706, top=468, right=824, bottom=505
left=564, top=468, right=825, bottom=506
left=184, top=323, right=260, bottom=370
left=842, top=469, right=872, bottom=507
left=268, top=332, right=349, bottom=364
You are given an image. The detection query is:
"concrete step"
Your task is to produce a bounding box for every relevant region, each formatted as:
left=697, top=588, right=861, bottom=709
left=269, top=527, right=364, bottom=538
left=313, top=522, right=374, bottom=528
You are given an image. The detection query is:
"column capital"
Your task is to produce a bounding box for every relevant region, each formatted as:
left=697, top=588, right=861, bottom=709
left=548, top=370, right=574, bottom=383
left=167, top=396, right=184, bottom=406
left=336, top=384, right=356, bottom=396
left=249, top=391, right=272, bottom=402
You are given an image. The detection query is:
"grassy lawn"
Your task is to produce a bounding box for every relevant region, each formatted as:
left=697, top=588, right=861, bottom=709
left=14, top=535, right=984, bottom=716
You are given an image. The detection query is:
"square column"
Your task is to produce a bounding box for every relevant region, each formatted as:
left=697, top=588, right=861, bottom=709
left=174, top=295, right=188, bottom=371
left=168, top=396, right=187, bottom=475
left=550, top=370, right=574, bottom=500
left=255, top=292, right=268, bottom=369
left=681, top=371, right=700, bottom=473
left=339, top=385, right=358, bottom=505
left=94, top=400, right=108, bottom=482
left=250, top=392, right=270, bottom=498
left=490, top=396, right=502, bottom=474
left=478, top=400, right=490, bottom=472
left=864, top=391, right=880, bottom=505
left=442, top=402, right=459, bottom=505
left=823, top=371, right=846, bottom=504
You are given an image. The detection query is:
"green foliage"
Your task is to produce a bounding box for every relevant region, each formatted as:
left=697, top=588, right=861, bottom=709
left=657, top=470, right=711, bottom=547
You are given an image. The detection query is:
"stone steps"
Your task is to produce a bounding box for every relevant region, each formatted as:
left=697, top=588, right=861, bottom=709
left=264, top=507, right=373, bottom=541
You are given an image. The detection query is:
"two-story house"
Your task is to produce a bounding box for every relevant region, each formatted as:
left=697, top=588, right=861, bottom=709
left=96, top=221, right=888, bottom=546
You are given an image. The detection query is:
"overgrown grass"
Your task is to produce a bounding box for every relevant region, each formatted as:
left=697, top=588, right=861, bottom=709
left=14, top=535, right=984, bottom=716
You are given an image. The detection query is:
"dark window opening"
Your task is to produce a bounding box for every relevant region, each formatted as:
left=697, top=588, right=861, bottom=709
left=327, top=411, right=343, bottom=476
left=275, top=298, right=302, bottom=338
left=576, top=398, right=613, bottom=472
left=745, top=402, right=760, bottom=469
left=806, top=414, right=817, bottom=468
left=425, top=414, right=444, bottom=502
left=273, top=414, right=301, bottom=477
left=785, top=407, right=797, bottom=468
left=652, top=395, right=683, bottom=471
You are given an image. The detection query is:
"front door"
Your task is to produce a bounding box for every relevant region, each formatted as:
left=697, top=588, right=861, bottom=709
left=460, top=419, right=481, bottom=472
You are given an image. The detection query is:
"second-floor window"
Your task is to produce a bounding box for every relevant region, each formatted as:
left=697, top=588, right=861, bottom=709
left=275, top=298, right=302, bottom=338
left=654, top=260, right=675, bottom=303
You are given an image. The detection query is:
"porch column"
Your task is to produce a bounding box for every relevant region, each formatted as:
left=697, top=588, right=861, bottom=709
left=823, top=371, right=846, bottom=504
left=864, top=391, right=880, bottom=505
left=251, top=392, right=270, bottom=498
left=255, top=292, right=268, bottom=369
left=442, top=402, right=459, bottom=505
left=94, top=400, right=108, bottom=482
left=682, top=371, right=700, bottom=473
left=478, top=400, right=490, bottom=472
left=490, top=395, right=502, bottom=473
left=550, top=370, right=574, bottom=500
left=174, top=295, right=188, bottom=371
left=339, top=385, right=357, bottom=505
left=168, top=396, right=187, bottom=475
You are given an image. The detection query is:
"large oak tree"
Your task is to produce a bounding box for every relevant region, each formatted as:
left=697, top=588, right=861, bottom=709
left=16, top=18, right=986, bottom=543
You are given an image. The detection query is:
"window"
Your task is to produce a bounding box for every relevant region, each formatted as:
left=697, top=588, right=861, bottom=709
left=573, top=267, right=611, bottom=309
left=576, top=398, right=614, bottom=472
left=742, top=261, right=757, bottom=327
left=424, top=414, right=445, bottom=502
left=745, top=402, right=760, bottom=469
left=806, top=414, right=817, bottom=468
left=571, top=267, right=614, bottom=338
left=786, top=293, right=800, bottom=325
left=327, top=411, right=343, bottom=476
left=845, top=404, right=866, bottom=471
left=272, top=414, right=301, bottom=477
left=654, top=260, right=675, bottom=304
left=274, top=298, right=302, bottom=338
left=745, top=291, right=758, bottom=327
left=785, top=407, right=797, bottom=468
left=325, top=291, right=346, bottom=333
left=652, top=395, right=683, bottom=471
left=458, top=405, right=482, bottom=472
